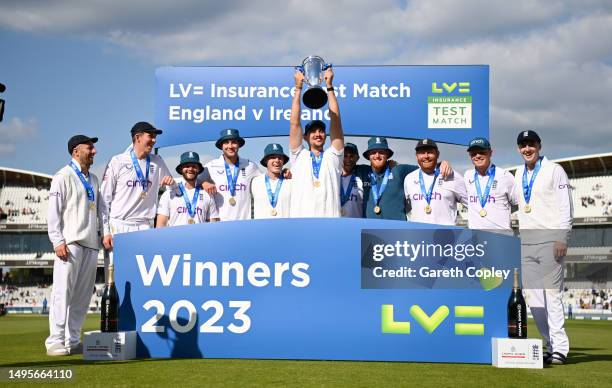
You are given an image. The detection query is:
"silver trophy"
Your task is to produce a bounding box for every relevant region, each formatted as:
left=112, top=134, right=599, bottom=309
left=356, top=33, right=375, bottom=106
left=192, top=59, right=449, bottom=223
left=296, top=56, right=332, bottom=110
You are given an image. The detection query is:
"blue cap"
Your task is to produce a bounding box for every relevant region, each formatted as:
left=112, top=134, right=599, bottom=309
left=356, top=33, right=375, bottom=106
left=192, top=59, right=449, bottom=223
left=363, top=136, right=394, bottom=158
left=176, top=151, right=203, bottom=174
left=344, top=142, right=359, bottom=155
left=304, top=120, right=326, bottom=134
left=516, top=130, right=541, bottom=145
left=467, top=137, right=491, bottom=151
left=260, top=143, right=289, bottom=167
left=215, top=128, right=245, bottom=149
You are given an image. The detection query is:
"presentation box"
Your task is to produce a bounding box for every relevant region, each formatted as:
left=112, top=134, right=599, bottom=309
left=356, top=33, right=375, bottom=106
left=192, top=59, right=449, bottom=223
left=491, top=338, right=543, bottom=368
left=84, top=331, right=136, bottom=361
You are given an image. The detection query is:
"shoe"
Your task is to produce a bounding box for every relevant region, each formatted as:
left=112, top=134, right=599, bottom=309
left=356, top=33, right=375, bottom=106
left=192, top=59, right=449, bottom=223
left=46, top=343, right=69, bottom=356
left=68, top=343, right=83, bottom=355
left=543, top=351, right=552, bottom=363
left=545, top=352, right=567, bottom=365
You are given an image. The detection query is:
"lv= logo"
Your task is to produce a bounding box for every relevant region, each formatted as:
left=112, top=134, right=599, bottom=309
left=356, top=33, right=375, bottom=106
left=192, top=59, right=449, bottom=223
left=381, top=305, right=484, bottom=335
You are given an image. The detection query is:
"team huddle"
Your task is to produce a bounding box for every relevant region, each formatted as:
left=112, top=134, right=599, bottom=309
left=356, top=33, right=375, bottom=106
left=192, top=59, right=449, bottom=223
left=44, top=68, right=573, bottom=365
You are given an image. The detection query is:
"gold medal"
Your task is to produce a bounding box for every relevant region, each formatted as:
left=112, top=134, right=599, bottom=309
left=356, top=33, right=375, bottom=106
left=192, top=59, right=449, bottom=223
left=89, top=202, right=95, bottom=210
left=188, top=218, right=195, bottom=224
left=313, top=180, right=321, bottom=188
left=271, top=209, right=278, bottom=216
left=140, top=192, right=147, bottom=201
left=341, top=208, right=346, bottom=216
left=229, top=197, right=237, bottom=206
left=524, top=204, right=531, bottom=213
left=425, top=204, right=432, bottom=214
left=479, top=209, right=487, bottom=217
left=374, top=206, right=381, bottom=214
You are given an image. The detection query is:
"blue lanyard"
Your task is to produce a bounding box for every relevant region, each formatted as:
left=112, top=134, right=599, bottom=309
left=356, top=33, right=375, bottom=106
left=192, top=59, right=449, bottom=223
left=179, top=183, right=200, bottom=219
left=522, top=157, right=542, bottom=204
left=311, top=151, right=324, bottom=179
left=340, top=174, right=356, bottom=207
left=475, top=165, right=496, bottom=209
left=224, top=159, right=240, bottom=197
left=265, top=175, right=284, bottom=209
left=419, top=168, right=440, bottom=205
left=369, top=167, right=390, bottom=206
left=130, top=149, right=150, bottom=193
left=69, top=161, right=94, bottom=202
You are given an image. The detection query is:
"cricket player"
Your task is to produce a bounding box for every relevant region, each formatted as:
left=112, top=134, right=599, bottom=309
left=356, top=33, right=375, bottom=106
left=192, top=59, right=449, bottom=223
left=514, top=130, right=573, bottom=364
left=340, top=143, right=364, bottom=218
left=251, top=143, right=292, bottom=219
left=198, top=128, right=260, bottom=221
left=288, top=67, right=344, bottom=217
left=463, top=137, right=517, bottom=230
left=100, top=122, right=175, bottom=259
left=156, top=151, right=219, bottom=226
left=46, top=135, right=102, bottom=356
left=404, top=139, right=467, bottom=225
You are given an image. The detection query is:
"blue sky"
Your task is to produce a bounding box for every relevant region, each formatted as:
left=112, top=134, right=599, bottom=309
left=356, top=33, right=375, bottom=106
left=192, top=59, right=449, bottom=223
left=1, top=1, right=611, bottom=178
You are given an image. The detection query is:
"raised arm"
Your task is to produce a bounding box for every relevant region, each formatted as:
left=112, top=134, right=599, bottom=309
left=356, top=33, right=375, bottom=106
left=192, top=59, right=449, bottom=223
left=326, top=68, right=344, bottom=152
left=289, top=71, right=305, bottom=150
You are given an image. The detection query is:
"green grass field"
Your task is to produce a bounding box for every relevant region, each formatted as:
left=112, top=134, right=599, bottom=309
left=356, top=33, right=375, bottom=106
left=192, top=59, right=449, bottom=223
left=1, top=315, right=611, bottom=387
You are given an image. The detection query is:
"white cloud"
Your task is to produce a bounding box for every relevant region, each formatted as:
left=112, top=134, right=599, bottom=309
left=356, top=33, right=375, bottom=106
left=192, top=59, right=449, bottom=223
left=0, top=117, right=38, bottom=156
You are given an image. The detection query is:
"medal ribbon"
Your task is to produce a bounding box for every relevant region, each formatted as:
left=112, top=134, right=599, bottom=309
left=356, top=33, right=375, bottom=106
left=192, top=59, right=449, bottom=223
left=419, top=168, right=440, bottom=206
left=475, top=164, right=496, bottom=210
left=179, top=183, right=200, bottom=219
left=265, top=175, right=284, bottom=209
left=130, top=149, right=150, bottom=194
left=522, top=157, right=542, bottom=205
left=369, top=166, right=390, bottom=207
left=340, top=174, right=356, bottom=207
left=224, top=159, right=240, bottom=197
left=69, top=161, right=95, bottom=203
left=310, top=151, right=324, bottom=180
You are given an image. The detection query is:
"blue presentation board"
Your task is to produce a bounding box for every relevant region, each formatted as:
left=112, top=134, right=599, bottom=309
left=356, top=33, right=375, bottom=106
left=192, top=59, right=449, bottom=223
left=155, top=66, right=489, bottom=148
left=114, top=218, right=519, bottom=363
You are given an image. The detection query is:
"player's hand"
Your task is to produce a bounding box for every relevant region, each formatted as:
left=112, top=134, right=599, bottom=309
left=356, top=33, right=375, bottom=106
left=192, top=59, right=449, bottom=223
left=324, top=67, right=334, bottom=88
left=54, top=243, right=69, bottom=262
left=282, top=168, right=292, bottom=179
left=202, top=181, right=217, bottom=196
left=388, top=160, right=398, bottom=169
left=103, top=234, right=114, bottom=251
left=161, top=176, right=175, bottom=186
left=294, top=71, right=305, bottom=88
left=439, top=160, right=452, bottom=178
left=553, top=241, right=567, bottom=259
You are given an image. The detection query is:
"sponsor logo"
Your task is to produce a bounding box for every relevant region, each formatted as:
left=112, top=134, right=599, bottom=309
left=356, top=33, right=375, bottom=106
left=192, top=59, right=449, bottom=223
left=428, top=81, right=472, bottom=129
left=381, top=304, right=484, bottom=335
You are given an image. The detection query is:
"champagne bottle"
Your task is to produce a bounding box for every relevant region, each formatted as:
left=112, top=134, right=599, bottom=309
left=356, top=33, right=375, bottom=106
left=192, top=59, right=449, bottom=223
left=507, top=268, right=527, bottom=338
left=101, top=265, right=119, bottom=332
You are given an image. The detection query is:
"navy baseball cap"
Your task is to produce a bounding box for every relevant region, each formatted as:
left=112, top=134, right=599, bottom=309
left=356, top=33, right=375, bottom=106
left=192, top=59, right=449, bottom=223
left=415, top=138, right=438, bottom=151
left=131, top=121, right=163, bottom=136
left=517, top=130, right=541, bottom=145
left=344, top=142, right=359, bottom=155
left=304, top=120, right=326, bottom=135
left=467, top=137, right=491, bottom=151
left=68, top=135, right=98, bottom=155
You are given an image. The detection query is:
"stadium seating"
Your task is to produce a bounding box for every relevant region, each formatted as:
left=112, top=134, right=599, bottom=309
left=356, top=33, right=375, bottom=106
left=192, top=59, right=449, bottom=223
left=570, top=176, right=612, bottom=218
left=0, top=186, right=49, bottom=224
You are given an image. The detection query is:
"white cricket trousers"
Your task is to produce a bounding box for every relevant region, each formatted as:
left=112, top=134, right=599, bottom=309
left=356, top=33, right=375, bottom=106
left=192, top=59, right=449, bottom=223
left=104, top=218, right=152, bottom=278
left=45, top=243, right=98, bottom=349
left=521, top=242, right=569, bottom=356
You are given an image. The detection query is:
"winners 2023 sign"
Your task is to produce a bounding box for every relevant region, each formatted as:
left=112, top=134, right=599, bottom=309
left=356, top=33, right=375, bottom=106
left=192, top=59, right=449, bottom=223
left=114, top=219, right=519, bottom=363
left=154, top=65, right=489, bottom=148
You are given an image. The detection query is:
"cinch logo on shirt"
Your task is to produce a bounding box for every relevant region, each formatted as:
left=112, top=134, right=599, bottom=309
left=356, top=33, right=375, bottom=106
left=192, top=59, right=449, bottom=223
left=558, top=184, right=570, bottom=190
left=177, top=206, right=204, bottom=215
left=218, top=183, right=248, bottom=192
left=411, top=192, right=442, bottom=201
left=127, top=180, right=153, bottom=188
left=469, top=195, right=496, bottom=204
